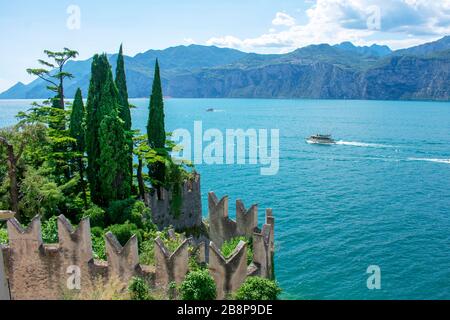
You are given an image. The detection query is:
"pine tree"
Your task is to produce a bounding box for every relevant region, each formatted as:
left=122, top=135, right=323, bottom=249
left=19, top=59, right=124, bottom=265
left=115, top=44, right=133, bottom=187
left=27, top=48, right=78, bottom=130
left=69, top=88, right=87, bottom=207
left=147, top=59, right=166, bottom=188
left=86, top=54, right=131, bottom=206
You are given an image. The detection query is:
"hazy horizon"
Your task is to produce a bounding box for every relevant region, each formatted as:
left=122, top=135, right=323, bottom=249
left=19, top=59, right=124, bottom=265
left=1, top=0, right=450, bottom=92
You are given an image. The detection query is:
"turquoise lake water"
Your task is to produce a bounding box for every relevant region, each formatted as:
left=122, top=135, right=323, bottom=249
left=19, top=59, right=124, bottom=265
left=1, top=98, right=450, bottom=299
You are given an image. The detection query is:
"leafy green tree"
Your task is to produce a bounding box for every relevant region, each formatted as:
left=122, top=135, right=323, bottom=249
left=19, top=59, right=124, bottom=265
left=86, top=54, right=131, bottom=206
left=69, top=88, right=87, bottom=208
left=234, top=277, right=282, bottom=301
left=25, top=48, right=79, bottom=182
left=82, top=205, right=105, bottom=228
left=133, top=131, right=167, bottom=199
left=16, top=100, right=77, bottom=185
left=147, top=59, right=167, bottom=190
left=0, top=124, right=48, bottom=221
left=179, top=269, right=217, bottom=300
left=18, top=166, right=65, bottom=221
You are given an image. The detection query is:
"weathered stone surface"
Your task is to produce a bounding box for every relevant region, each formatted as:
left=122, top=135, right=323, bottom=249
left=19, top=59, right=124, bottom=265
left=6, top=217, right=63, bottom=300
left=251, top=209, right=275, bottom=279
left=0, top=211, right=15, bottom=220
left=105, top=232, right=139, bottom=283
left=146, top=173, right=202, bottom=230
left=208, top=241, right=247, bottom=300
left=154, top=237, right=189, bottom=288
left=208, top=192, right=258, bottom=247
left=236, top=200, right=258, bottom=237
left=58, top=215, right=94, bottom=292
left=0, top=245, right=10, bottom=300
left=253, top=224, right=272, bottom=279
left=0, top=213, right=11, bottom=300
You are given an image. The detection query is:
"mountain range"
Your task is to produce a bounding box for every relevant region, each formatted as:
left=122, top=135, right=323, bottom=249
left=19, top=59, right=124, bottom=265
left=1, top=36, right=450, bottom=101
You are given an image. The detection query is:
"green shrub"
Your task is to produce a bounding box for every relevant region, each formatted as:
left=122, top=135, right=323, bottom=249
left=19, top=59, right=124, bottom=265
left=0, top=228, right=7, bottom=245
left=82, top=205, right=105, bottom=228
left=179, top=269, right=216, bottom=301
left=221, top=237, right=253, bottom=266
left=139, top=228, right=184, bottom=266
left=234, top=277, right=281, bottom=301
left=188, top=245, right=206, bottom=272
left=168, top=281, right=179, bottom=300
left=130, top=201, right=153, bottom=228
left=107, top=222, right=142, bottom=246
left=139, top=239, right=155, bottom=265
left=161, top=229, right=183, bottom=252
left=41, top=216, right=59, bottom=243
left=107, top=199, right=151, bottom=229
left=91, top=227, right=106, bottom=260
left=128, top=277, right=152, bottom=300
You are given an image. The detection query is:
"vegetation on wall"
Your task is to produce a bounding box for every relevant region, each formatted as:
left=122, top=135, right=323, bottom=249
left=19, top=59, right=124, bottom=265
left=221, top=236, right=254, bottom=266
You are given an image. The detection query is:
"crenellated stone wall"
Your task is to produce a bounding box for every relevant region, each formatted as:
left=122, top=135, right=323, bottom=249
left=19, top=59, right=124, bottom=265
left=154, top=237, right=189, bottom=288
left=0, top=189, right=275, bottom=300
left=252, top=210, right=275, bottom=279
left=208, top=192, right=258, bottom=248
left=145, top=173, right=202, bottom=231
left=209, top=241, right=248, bottom=300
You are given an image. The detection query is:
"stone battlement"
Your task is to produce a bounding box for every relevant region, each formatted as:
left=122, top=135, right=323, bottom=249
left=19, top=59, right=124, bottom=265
left=145, top=173, right=202, bottom=230
left=0, top=193, right=275, bottom=300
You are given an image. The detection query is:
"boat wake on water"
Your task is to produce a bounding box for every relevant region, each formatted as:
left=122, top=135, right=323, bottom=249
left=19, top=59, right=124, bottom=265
left=407, top=157, right=450, bottom=164
left=335, top=140, right=393, bottom=148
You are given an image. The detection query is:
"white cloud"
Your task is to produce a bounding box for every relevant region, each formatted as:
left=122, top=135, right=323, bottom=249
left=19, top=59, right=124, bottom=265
left=183, top=38, right=196, bottom=45
left=272, top=12, right=296, bottom=27
left=206, top=0, right=450, bottom=52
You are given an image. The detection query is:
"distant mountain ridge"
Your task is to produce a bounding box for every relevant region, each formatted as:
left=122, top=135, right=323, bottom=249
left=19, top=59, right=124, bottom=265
left=1, top=37, right=450, bottom=101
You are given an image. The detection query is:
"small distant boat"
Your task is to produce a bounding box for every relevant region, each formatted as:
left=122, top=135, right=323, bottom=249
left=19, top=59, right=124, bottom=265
left=306, top=134, right=336, bottom=145
left=206, top=108, right=215, bottom=112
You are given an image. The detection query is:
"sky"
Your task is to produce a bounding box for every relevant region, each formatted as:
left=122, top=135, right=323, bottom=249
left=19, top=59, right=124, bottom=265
left=1, top=0, right=450, bottom=92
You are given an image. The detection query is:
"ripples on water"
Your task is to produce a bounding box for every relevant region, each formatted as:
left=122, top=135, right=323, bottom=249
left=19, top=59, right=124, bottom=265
left=1, top=98, right=450, bottom=299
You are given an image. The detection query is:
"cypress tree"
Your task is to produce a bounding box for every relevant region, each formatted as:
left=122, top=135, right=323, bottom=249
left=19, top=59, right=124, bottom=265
left=86, top=54, right=131, bottom=206
left=69, top=88, right=87, bottom=207
left=70, top=88, right=85, bottom=151
left=115, top=44, right=132, bottom=131
left=98, top=74, right=131, bottom=204
left=86, top=54, right=110, bottom=204
left=147, top=59, right=166, bottom=188
left=115, top=44, right=133, bottom=186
